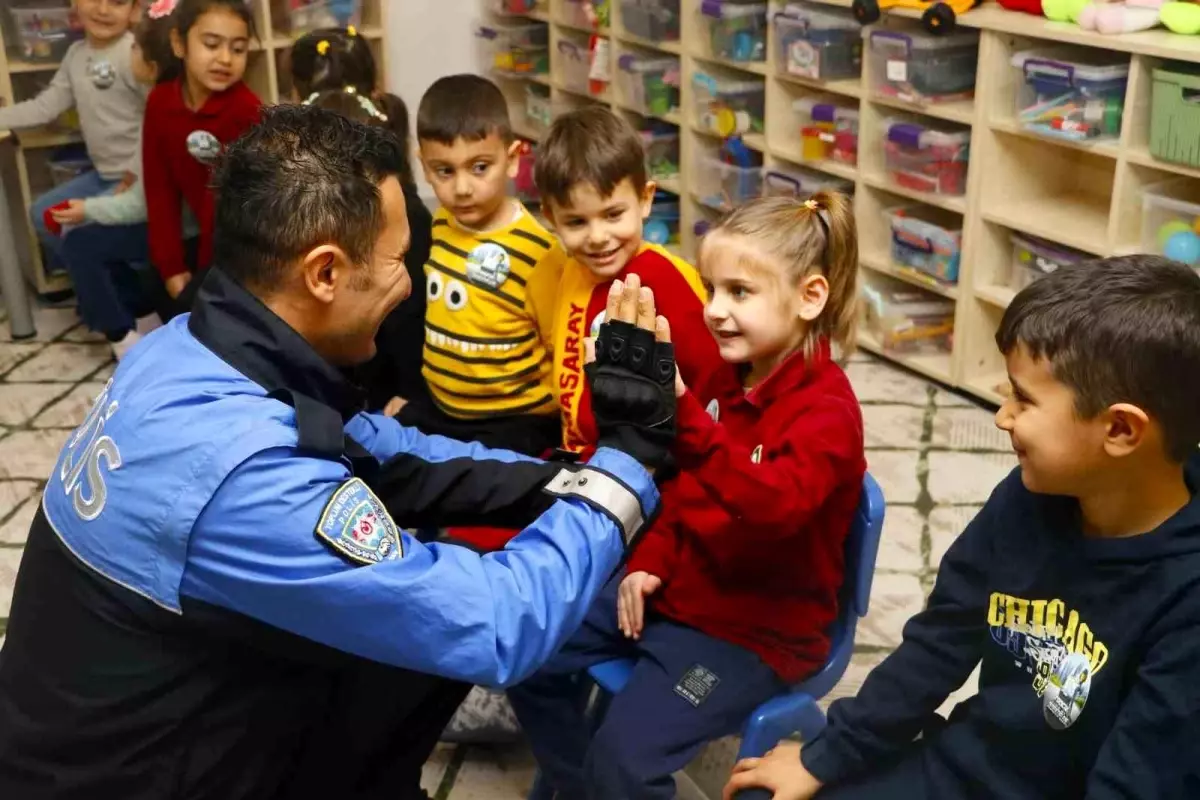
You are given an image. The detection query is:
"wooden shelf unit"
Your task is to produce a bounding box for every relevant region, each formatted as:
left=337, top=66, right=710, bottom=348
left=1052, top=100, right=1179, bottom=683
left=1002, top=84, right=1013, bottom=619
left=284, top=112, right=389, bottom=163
left=487, top=0, right=1200, bottom=407
left=0, top=0, right=389, bottom=295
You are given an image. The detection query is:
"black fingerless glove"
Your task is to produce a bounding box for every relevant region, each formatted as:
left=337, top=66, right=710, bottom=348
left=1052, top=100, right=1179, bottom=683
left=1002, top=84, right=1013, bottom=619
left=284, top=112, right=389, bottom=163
left=585, top=319, right=677, bottom=470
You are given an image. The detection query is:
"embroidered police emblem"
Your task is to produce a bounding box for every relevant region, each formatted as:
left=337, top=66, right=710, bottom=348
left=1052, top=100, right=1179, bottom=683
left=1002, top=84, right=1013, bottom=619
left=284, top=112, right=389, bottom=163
left=466, top=242, right=511, bottom=289
left=590, top=311, right=606, bottom=338
left=1043, top=652, right=1091, bottom=730
left=88, top=59, right=116, bottom=89
left=315, top=478, right=403, bottom=565
left=706, top=399, right=719, bottom=422
left=186, top=130, right=222, bottom=164
left=751, top=444, right=763, bottom=464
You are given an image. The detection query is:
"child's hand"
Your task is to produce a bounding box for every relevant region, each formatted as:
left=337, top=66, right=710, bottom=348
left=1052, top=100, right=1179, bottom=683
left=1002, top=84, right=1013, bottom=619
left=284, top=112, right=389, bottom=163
left=383, top=396, right=407, bottom=417
left=617, top=570, right=661, bottom=639
left=49, top=200, right=87, bottom=226
left=722, top=743, right=822, bottom=800
left=165, top=272, right=192, bottom=299
left=113, top=171, right=138, bottom=195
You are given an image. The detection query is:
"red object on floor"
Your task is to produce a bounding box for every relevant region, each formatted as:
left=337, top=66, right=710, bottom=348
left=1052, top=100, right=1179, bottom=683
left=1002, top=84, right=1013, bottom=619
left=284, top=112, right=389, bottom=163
left=43, top=201, right=71, bottom=236
left=997, top=0, right=1042, bottom=14
left=445, top=525, right=519, bottom=551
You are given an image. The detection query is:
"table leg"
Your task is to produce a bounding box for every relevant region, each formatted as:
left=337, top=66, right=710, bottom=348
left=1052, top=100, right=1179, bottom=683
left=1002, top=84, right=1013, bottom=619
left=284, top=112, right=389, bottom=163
left=0, top=139, right=36, bottom=340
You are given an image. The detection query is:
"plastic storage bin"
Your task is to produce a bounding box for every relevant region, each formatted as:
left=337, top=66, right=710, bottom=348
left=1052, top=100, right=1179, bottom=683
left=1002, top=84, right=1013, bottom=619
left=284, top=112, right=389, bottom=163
left=1141, top=179, right=1200, bottom=269
left=478, top=21, right=549, bottom=76
left=1008, top=233, right=1088, bottom=292
left=617, top=54, right=680, bottom=116
left=861, top=280, right=955, bottom=354
left=868, top=29, right=978, bottom=104
left=525, top=84, right=553, bottom=132
left=620, top=0, right=680, bottom=40
left=557, top=40, right=590, bottom=92
left=9, top=4, right=80, bottom=62
left=763, top=167, right=851, bottom=200
left=794, top=97, right=858, bottom=164
left=886, top=206, right=962, bottom=286
left=1012, top=49, right=1128, bottom=143
left=883, top=119, right=970, bottom=196
left=642, top=125, right=681, bottom=179
left=493, top=0, right=538, bottom=13
left=1149, top=63, right=1200, bottom=168
left=693, top=146, right=763, bottom=211
left=274, top=0, right=362, bottom=35
left=693, top=72, right=764, bottom=135
left=773, top=4, right=861, bottom=81
left=700, top=1, right=767, bottom=63
left=645, top=192, right=681, bottom=245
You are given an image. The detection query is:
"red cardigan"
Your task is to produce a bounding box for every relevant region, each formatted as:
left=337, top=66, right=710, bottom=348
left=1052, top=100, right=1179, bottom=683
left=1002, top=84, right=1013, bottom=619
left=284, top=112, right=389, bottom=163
left=628, top=342, right=866, bottom=683
left=143, top=79, right=261, bottom=280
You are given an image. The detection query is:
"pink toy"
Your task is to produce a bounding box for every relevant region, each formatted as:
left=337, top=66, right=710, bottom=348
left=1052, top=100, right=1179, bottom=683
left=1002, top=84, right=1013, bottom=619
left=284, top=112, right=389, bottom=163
left=1079, top=0, right=1163, bottom=32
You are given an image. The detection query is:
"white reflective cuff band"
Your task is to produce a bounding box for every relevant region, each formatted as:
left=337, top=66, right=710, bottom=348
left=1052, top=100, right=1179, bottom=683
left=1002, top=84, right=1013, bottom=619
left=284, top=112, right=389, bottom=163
left=544, top=467, right=645, bottom=546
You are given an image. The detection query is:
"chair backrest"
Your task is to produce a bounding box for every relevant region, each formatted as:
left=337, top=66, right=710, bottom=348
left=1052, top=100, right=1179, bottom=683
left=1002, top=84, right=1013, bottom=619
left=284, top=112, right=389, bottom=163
left=844, top=472, right=886, bottom=619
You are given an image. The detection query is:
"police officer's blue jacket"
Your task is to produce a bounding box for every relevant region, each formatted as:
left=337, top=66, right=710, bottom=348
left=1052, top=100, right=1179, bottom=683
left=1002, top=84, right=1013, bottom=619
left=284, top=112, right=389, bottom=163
left=0, top=268, right=658, bottom=800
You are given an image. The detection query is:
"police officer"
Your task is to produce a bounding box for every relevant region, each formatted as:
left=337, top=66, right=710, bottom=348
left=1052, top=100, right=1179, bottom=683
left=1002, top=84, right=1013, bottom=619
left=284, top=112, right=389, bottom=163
left=0, top=106, right=679, bottom=799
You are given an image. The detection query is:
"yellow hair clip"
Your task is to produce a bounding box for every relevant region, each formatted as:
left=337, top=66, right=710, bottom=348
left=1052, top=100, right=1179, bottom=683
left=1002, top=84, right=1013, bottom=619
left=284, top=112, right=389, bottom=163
left=803, top=198, right=820, bottom=211
left=346, top=24, right=357, bottom=37
left=316, top=40, right=330, bottom=55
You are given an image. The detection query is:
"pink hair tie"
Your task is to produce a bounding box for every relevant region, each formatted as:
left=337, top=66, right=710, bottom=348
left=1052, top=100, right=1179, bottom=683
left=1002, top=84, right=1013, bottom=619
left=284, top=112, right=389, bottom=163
left=148, top=0, right=178, bottom=20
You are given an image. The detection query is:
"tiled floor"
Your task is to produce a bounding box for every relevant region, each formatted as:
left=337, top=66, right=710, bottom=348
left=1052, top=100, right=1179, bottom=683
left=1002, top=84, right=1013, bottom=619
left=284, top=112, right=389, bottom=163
left=0, top=302, right=1013, bottom=799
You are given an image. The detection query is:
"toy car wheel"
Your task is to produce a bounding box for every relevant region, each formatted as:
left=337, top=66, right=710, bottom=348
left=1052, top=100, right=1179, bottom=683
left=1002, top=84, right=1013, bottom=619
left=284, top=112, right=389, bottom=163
left=922, top=3, right=958, bottom=34
left=853, top=0, right=882, bottom=25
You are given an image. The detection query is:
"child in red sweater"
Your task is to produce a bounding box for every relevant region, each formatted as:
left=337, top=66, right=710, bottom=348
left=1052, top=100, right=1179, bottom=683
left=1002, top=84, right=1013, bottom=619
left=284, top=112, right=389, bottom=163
left=142, top=0, right=261, bottom=313
left=508, top=192, right=866, bottom=800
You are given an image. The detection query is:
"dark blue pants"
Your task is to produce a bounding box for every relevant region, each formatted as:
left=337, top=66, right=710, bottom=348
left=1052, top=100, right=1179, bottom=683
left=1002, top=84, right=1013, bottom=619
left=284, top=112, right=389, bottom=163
left=508, top=579, right=785, bottom=800
left=60, top=223, right=154, bottom=335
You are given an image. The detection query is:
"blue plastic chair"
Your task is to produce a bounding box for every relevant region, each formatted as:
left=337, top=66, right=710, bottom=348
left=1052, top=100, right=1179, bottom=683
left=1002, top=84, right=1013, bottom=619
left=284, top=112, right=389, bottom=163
left=527, top=472, right=886, bottom=800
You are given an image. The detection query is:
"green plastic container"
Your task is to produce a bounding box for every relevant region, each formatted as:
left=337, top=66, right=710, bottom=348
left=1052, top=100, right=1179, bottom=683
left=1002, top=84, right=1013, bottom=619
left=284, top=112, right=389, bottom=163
left=1150, top=63, right=1200, bottom=169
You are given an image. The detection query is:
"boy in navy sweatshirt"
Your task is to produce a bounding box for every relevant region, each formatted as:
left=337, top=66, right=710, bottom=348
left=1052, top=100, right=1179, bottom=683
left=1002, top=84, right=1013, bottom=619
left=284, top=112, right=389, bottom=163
left=724, top=254, right=1200, bottom=800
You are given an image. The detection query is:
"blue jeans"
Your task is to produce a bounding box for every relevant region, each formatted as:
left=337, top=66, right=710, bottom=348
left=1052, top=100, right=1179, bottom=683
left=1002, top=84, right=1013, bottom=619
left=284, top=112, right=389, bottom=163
left=30, top=171, right=120, bottom=269
left=60, top=223, right=157, bottom=335
left=508, top=579, right=786, bottom=800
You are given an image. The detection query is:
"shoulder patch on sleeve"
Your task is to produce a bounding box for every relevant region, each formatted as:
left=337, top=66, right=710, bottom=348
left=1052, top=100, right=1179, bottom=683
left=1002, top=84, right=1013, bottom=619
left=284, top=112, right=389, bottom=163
left=315, top=478, right=403, bottom=565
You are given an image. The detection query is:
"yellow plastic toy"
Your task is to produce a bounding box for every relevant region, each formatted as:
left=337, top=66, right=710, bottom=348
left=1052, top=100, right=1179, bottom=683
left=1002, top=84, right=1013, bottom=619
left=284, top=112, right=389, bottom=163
left=852, top=0, right=983, bottom=34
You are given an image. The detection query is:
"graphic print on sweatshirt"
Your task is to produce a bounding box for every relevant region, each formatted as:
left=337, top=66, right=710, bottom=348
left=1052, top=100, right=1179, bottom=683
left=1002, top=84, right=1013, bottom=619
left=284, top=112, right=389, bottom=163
left=88, top=59, right=116, bottom=89
left=987, top=592, right=1109, bottom=730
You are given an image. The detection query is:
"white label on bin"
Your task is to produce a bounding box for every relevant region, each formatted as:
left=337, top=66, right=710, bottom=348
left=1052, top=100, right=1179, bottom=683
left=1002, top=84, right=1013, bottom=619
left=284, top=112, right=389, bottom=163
left=886, top=59, right=907, bottom=82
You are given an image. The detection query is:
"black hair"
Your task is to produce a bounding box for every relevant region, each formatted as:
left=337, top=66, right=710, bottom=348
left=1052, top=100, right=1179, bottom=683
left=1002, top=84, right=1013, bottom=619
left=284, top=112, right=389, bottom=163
left=289, top=27, right=376, bottom=98
left=173, top=0, right=255, bottom=44
left=416, top=73, right=512, bottom=145
left=212, top=104, right=405, bottom=292
left=305, top=88, right=416, bottom=188
left=996, top=254, right=1200, bottom=462
left=133, top=10, right=181, bottom=84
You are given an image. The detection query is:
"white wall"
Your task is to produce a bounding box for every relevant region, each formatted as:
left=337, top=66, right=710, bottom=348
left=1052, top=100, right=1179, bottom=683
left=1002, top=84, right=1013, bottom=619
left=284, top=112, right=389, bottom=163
left=385, top=0, right=486, bottom=204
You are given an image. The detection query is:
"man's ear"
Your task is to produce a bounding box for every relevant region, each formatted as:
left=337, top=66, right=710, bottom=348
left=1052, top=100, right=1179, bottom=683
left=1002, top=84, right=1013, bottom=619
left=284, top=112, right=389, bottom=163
left=169, top=26, right=185, bottom=59
left=1101, top=403, right=1151, bottom=459
left=299, top=245, right=350, bottom=305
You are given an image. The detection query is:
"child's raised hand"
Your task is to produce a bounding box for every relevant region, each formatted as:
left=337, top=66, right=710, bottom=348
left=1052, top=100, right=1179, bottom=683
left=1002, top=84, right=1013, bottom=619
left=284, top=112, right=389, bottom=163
left=617, top=570, right=661, bottom=639
left=722, top=743, right=822, bottom=800
left=383, top=397, right=407, bottom=417
left=49, top=200, right=87, bottom=226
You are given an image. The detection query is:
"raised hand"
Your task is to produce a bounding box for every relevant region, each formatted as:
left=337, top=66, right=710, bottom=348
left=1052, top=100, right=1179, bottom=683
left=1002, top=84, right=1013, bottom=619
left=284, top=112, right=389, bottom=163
left=584, top=274, right=677, bottom=471
left=618, top=570, right=662, bottom=639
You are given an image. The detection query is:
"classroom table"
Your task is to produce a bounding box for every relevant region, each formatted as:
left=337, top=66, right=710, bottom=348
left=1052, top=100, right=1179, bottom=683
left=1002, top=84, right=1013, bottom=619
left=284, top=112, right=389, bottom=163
left=0, top=130, right=36, bottom=339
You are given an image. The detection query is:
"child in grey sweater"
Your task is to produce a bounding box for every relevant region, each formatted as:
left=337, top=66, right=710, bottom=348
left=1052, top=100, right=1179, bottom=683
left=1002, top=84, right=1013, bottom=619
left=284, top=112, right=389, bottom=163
left=0, top=0, right=145, bottom=270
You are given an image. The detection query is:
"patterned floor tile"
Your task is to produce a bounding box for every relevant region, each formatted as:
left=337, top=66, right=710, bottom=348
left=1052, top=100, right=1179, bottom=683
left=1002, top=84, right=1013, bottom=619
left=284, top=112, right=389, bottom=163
left=821, top=650, right=889, bottom=708
left=0, top=306, right=81, bottom=344
left=444, top=745, right=536, bottom=799
left=845, top=361, right=930, bottom=405
left=0, top=548, right=23, bottom=617
left=861, top=405, right=927, bottom=450
left=929, top=406, right=1010, bottom=452
left=32, top=382, right=106, bottom=429
left=0, top=496, right=38, bottom=547
left=877, top=505, right=925, bottom=573
left=927, top=505, right=984, bottom=567
left=857, top=573, right=926, bottom=650
left=421, top=744, right=455, bottom=796
left=0, top=343, right=43, bottom=377
left=866, top=449, right=923, bottom=504
left=926, top=451, right=1018, bottom=505
left=0, top=383, right=73, bottom=426
left=6, top=343, right=112, bottom=383
left=0, top=430, right=68, bottom=480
